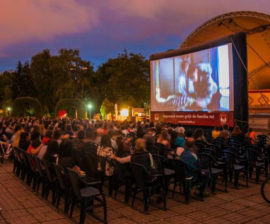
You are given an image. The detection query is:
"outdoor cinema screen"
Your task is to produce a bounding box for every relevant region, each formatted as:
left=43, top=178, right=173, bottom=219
left=150, top=43, right=234, bottom=113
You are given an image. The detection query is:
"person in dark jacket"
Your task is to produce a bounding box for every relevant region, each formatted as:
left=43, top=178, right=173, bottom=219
left=44, top=130, right=61, bottom=163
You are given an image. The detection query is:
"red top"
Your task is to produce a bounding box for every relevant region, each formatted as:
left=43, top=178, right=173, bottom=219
left=42, top=137, right=50, bottom=145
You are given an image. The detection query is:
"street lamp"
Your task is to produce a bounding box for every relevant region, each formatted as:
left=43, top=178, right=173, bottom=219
left=7, top=107, right=11, bottom=116
left=87, top=103, right=93, bottom=119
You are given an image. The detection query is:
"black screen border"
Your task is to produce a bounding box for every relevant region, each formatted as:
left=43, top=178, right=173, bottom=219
left=150, top=32, right=248, bottom=125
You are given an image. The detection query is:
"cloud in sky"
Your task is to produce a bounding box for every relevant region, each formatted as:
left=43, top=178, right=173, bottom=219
left=1, top=0, right=270, bottom=71
left=0, top=0, right=98, bottom=50
left=1, top=0, right=270, bottom=51
left=103, top=0, right=270, bottom=38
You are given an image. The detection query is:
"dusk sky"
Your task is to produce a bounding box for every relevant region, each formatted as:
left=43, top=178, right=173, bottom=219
left=1, top=0, right=270, bottom=72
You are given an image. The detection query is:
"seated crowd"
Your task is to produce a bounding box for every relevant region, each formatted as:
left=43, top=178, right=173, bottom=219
left=0, top=117, right=269, bottom=219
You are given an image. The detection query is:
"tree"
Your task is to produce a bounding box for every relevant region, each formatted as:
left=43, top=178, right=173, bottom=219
left=9, top=61, right=36, bottom=99
left=30, top=49, right=53, bottom=113
left=100, top=98, right=114, bottom=119
left=0, top=71, right=12, bottom=104
left=96, top=51, right=150, bottom=109
left=0, top=49, right=150, bottom=118
left=30, top=49, right=96, bottom=115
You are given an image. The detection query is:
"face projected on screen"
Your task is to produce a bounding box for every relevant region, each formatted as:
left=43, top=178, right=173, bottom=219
left=151, top=43, right=233, bottom=112
left=176, top=62, right=217, bottom=110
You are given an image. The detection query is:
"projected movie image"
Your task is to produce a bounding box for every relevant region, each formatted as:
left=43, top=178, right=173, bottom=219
left=151, top=43, right=234, bottom=112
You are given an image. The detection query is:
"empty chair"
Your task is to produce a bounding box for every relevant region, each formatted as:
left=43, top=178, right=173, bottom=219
left=34, top=156, right=46, bottom=196
left=245, top=145, right=265, bottom=183
left=223, top=150, right=248, bottom=188
left=42, top=160, right=57, bottom=204
left=52, top=163, right=71, bottom=213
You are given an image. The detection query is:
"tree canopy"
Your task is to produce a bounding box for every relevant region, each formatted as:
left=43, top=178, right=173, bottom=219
left=0, top=49, right=150, bottom=118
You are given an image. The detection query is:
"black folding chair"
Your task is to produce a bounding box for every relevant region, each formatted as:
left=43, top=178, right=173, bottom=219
left=67, top=168, right=107, bottom=224
left=245, top=145, right=265, bottom=183
left=13, top=147, right=23, bottom=177
left=52, top=163, right=71, bottom=213
left=170, top=159, right=193, bottom=203
left=42, top=160, right=57, bottom=204
left=198, top=153, right=226, bottom=192
left=34, top=157, right=46, bottom=196
left=223, top=150, right=248, bottom=188
left=130, top=162, right=166, bottom=212
left=111, top=160, right=132, bottom=203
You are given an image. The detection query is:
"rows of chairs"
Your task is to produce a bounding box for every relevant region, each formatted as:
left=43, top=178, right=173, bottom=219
left=12, top=147, right=107, bottom=224
left=196, top=135, right=270, bottom=191
left=10, top=134, right=270, bottom=222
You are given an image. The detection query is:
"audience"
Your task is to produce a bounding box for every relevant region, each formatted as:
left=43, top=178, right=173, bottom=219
left=1, top=116, right=267, bottom=208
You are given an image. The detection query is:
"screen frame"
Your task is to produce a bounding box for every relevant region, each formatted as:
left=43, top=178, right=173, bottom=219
left=150, top=32, right=248, bottom=126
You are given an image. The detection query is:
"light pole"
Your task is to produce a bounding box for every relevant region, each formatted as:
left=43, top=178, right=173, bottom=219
left=7, top=107, right=11, bottom=116
left=87, top=103, right=93, bottom=120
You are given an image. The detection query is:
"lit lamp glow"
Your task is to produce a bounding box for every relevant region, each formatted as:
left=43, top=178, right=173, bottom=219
left=87, top=104, right=93, bottom=109
left=87, top=103, right=93, bottom=119
left=120, top=109, right=128, bottom=117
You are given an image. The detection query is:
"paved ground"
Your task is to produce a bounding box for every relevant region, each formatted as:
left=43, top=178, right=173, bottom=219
left=0, top=161, right=270, bottom=224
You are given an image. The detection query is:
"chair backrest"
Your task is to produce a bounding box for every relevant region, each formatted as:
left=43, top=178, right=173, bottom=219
left=257, top=135, right=267, bottom=146
left=152, top=154, right=166, bottom=173
left=72, top=150, right=86, bottom=171
left=195, top=140, right=207, bottom=150
left=35, top=156, right=44, bottom=176
left=18, top=148, right=30, bottom=168
left=53, top=163, right=66, bottom=190
left=112, top=160, right=130, bottom=182
left=245, top=146, right=260, bottom=163
left=0, top=142, right=5, bottom=156
left=42, top=160, right=54, bottom=182
left=155, top=143, right=173, bottom=157
left=223, top=150, right=237, bottom=169
left=25, top=153, right=36, bottom=172
left=198, top=153, right=211, bottom=170
left=171, top=159, right=186, bottom=180
left=84, top=152, right=98, bottom=178
left=67, top=168, right=81, bottom=199
left=130, top=162, right=152, bottom=189
left=13, top=147, right=22, bottom=164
